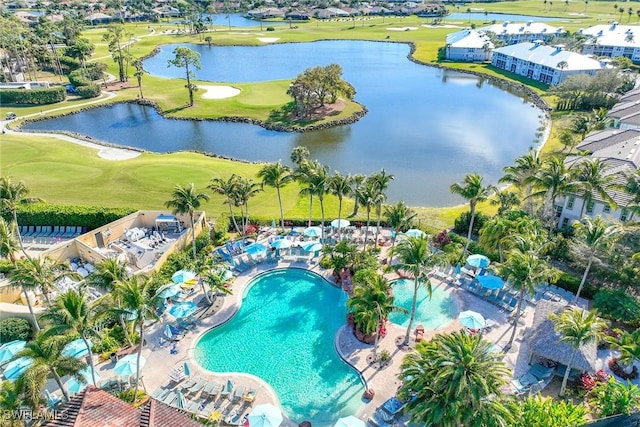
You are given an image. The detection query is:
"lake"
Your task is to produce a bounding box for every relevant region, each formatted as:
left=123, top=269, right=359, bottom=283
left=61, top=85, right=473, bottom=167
left=446, top=12, right=566, bottom=22
left=24, top=41, right=544, bottom=207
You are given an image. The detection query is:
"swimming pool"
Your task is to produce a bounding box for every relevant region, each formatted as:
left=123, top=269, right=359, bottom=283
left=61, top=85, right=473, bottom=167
left=194, top=269, right=364, bottom=425
left=389, top=279, right=458, bottom=329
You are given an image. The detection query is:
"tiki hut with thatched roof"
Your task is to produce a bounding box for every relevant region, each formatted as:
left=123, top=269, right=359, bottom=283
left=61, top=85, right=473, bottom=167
left=524, top=300, right=598, bottom=373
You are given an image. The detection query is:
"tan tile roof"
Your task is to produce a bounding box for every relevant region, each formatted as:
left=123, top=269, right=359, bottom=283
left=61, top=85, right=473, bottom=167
left=44, top=387, right=202, bottom=427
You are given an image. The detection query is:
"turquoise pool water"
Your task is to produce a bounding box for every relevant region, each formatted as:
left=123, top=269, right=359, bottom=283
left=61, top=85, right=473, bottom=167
left=194, top=269, right=364, bottom=425
left=389, top=279, right=458, bottom=329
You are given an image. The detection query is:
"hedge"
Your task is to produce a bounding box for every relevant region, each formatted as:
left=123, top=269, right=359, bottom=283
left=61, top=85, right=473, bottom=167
left=58, top=55, right=81, bottom=71
left=2, top=203, right=136, bottom=230
left=0, top=86, right=66, bottom=105
left=76, top=83, right=101, bottom=99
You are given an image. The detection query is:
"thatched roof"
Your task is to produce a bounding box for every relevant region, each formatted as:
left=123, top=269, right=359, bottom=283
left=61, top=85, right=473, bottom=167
left=525, top=300, right=598, bottom=372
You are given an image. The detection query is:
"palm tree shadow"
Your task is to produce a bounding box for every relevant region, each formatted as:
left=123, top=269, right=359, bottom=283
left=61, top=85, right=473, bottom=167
left=163, top=104, right=191, bottom=114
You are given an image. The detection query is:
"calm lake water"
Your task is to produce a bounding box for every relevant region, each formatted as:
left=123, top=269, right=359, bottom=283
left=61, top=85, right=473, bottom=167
left=24, top=41, right=544, bottom=207
left=446, top=12, right=565, bottom=22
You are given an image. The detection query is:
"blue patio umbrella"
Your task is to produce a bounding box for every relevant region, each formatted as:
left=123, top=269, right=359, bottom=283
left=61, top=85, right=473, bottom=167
left=331, top=219, right=350, bottom=228
left=405, top=229, right=426, bottom=239
left=172, top=270, right=197, bottom=284
left=66, top=367, right=100, bottom=394
left=270, top=238, right=292, bottom=249
left=62, top=338, right=91, bottom=358
left=303, top=226, right=322, bottom=237
left=454, top=263, right=462, bottom=276
left=476, top=275, right=505, bottom=290
left=334, top=416, right=366, bottom=427
left=169, top=301, right=197, bottom=319
left=0, top=340, right=26, bottom=363
left=466, top=254, right=491, bottom=268
left=3, top=357, right=33, bottom=380
left=301, top=241, right=323, bottom=252
left=175, top=389, right=186, bottom=409
left=459, top=310, right=486, bottom=330
left=114, top=354, right=146, bottom=377
left=183, top=362, right=191, bottom=377
left=157, top=283, right=182, bottom=299
left=244, top=242, right=267, bottom=255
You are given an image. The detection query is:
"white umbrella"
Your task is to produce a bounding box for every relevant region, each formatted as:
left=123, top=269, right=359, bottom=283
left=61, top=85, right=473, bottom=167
left=334, top=416, right=365, bottom=427
left=331, top=219, right=350, bottom=228
left=459, top=310, right=486, bottom=330
left=248, top=403, right=283, bottom=427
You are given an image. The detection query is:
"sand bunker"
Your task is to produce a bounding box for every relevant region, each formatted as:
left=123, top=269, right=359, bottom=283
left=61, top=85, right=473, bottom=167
left=200, top=85, right=241, bottom=99
left=386, top=27, right=418, bottom=31
left=257, top=37, right=280, bottom=43
left=422, top=24, right=463, bottom=29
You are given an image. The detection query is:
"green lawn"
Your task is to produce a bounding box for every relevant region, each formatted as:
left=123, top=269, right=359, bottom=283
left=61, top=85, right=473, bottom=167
left=1, top=2, right=610, bottom=228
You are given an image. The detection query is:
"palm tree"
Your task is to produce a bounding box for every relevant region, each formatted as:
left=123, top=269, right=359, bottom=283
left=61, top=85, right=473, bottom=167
left=86, top=258, right=132, bottom=345
left=499, top=249, right=555, bottom=351
left=490, top=189, right=520, bottom=216
left=556, top=60, right=568, bottom=81
left=619, top=169, right=640, bottom=221
left=450, top=173, right=496, bottom=255
left=606, top=329, right=640, bottom=369
left=528, top=156, right=575, bottom=232
left=209, top=174, right=242, bottom=234
left=499, top=150, right=541, bottom=215
left=114, top=275, right=159, bottom=403
left=388, top=236, right=442, bottom=346
left=0, top=176, right=43, bottom=255
left=0, top=217, right=20, bottom=265
left=550, top=307, right=607, bottom=396
left=348, top=174, right=366, bottom=217
left=479, top=215, right=512, bottom=263
left=571, top=115, right=592, bottom=140
left=400, top=331, right=510, bottom=426
left=0, top=381, right=24, bottom=426
left=347, top=273, right=406, bottom=360
left=164, top=183, right=210, bottom=259
left=16, top=333, right=86, bottom=403
left=41, top=289, right=101, bottom=385
left=328, top=172, right=351, bottom=240
left=257, top=162, right=292, bottom=229
left=290, top=146, right=310, bottom=167
left=359, top=179, right=384, bottom=251
left=10, top=256, right=77, bottom=306
left=571, top=217, right=622, bottom=302
left=571, top=159, right=617, bottom=218
left=233, top=177, right=263, bottom=238
left=383, top=201, right=416, bottom=251
left=297, top=160, right=328, bottom=231
left=369, top=169, right=395, bottom=244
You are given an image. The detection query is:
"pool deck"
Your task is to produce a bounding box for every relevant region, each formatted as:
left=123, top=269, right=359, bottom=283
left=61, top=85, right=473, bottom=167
left=88, top=250, right=547, bottom=427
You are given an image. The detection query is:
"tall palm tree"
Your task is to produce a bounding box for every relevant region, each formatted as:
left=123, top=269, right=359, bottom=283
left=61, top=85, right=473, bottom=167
left=388, top=236, right=442, bottom=346
left=499, top=150, right=541, bottom=215
left=10, top=256, right=77, bottom=306
left=490, top=189, right=520, bottom=216
left=359, top=179, right=384, bottom=251
left=571, top=159, right=616, bottom=218
left=41, top=289, right=101, bottom=385
left=400, top=331, right=510, bottom=426
left=499, top=249, right=555, bottom=351
left=257, top=162, right=292, bottom=229
left=0, top=217, right=20, bottom=265
left=383, top=201, right=416, bottom=251
left=297, top=161, right=328, bottom=231
left=164, top=183, right=210, bottom=259
left=528, top=156, right=575, bottom=232
left=209, top=174, right=242, bottom=234
left=369, top=169, right=395, bottom=244
left=619, top=169, right=640, bottom=221
left=0, top=176, right=43, bottom=255
left=114, top=275, right=159, bottom=403
left=348, top=174, right=366, bottom=217
left=347, top=273, right=405, bottom=360
left=233, top=177, right=263, bottom=238
left=16, top=333, right=86, bottom=403
left=571, top=217, right=622, bottom=302
left=479, top=215, right=512, bottom=263
left=329, top=172, right=351, bottom=240
left=550, top=307, right=607, bottom=396
left=450, top=173, right=496, bottom=256
left=86, top=258, right=132, bottom=346
left=290, top=146, right=310, bottom=167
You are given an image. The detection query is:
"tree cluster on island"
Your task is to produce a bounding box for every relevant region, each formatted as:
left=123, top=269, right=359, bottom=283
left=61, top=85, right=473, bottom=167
left=287, top=64, right=355, bottom=119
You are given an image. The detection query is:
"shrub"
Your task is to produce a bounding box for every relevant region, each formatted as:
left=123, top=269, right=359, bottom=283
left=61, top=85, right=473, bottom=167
left=0, top=86, right=66, bottom=105
left=76, top=83, right=101, bottom=99
left=593, top=288, right=640, bottom=326
left=0, top=259, right=12, bottom=274
left=84, top=63, right=107, bottom=81
left=58, top=55, right=81, bottom=71
left=319, top=256, right=332, bottom=270
left=453, top=211, right=488, bottom=236
left=0, top=318, right=33, bottom=343
left=590, top=377, right=640, bottom=417
left=433, top=230, right=451, bottom=249
left=92, top=335, right=119, bottom=354
left=2, top=203, right=136, bottom=230
left=266, top=27, right=275, bottom=31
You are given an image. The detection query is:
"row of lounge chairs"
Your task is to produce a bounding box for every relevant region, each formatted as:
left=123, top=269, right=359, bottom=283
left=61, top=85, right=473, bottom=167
left=460, top=278, right=520, bottom=313
left=511, top=363, right=556, bottom=396
left=368, top=396, right=407, bottom=427
left=19, top=225, right=84, bottom=238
